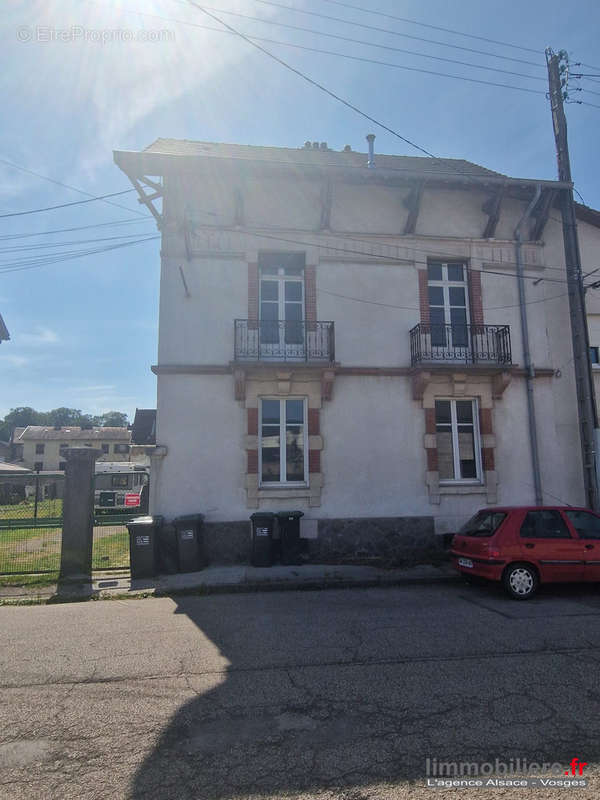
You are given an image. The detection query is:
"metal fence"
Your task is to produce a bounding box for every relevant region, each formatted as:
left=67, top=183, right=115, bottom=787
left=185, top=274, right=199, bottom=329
left=0, top=473, right=133, bottom=576
left=92, top=514, right=130, bottom=571
left=0, top=473, right=64, bottom=575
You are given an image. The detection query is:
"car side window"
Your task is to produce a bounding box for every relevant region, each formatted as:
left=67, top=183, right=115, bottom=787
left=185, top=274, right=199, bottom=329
left=520, top=510, right=571, bottom=539
left=564, top=510, right=600, bottom=540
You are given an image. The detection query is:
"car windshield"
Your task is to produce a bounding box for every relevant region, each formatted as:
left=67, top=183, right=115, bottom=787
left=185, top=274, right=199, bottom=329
left=459, top=511, right=506, bottom=537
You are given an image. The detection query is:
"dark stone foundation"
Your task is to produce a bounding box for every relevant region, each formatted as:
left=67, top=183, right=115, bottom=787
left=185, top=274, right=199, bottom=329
left=202, top=516, right=444, bottom=568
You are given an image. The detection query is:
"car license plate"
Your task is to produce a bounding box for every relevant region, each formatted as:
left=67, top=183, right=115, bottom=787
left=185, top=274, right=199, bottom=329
left=458, top=558, right=473, bottom=568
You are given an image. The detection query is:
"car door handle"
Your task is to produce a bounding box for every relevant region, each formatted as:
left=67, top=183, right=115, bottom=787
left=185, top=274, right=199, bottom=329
left=585, top=544, right=594, bottom=550
left=525, top=543, right=535, bottom=549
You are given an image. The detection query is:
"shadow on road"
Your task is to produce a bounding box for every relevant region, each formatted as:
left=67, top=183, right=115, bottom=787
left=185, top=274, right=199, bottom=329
left=129, top=584, right=600, bottom=799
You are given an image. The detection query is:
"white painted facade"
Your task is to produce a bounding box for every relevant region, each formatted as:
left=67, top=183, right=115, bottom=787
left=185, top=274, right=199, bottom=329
left=115, top=140, right=600, bottom=536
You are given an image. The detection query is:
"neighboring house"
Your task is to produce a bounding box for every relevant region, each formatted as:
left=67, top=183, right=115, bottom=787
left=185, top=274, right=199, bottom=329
left=129, top=409, right=157, bottom=467
left=131, top=409, right=156, bottom=445
left=10, top=426, right=131, bottom=471
left=114, top=136, right=600, bottom=549
left=0, top=312, right=9, bottom=343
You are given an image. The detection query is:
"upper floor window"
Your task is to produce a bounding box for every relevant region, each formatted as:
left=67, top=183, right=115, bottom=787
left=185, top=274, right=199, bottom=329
left=101, top=444, right=109, bottom=454
left=590, top=346, right=599, bottom=365
left=259, top=252, right=305, bottom=354
left=34, top=461, right=43, bottom=472
left=114, top=444, right=129, bottom=454
left=435, top=398, right=481, bottom=482
left=427, top=261, right=469, bottom=349
left=35, top=444, right=45, bottom=455
left=259, top=397, right=307, bottom=486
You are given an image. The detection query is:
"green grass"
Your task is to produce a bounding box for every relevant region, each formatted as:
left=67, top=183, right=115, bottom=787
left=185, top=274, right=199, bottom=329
left=0, top=572, right=59, bottom=589
left=0, top=498, right=63, bottom=520
left=0, top=524, right=129, bottom=578
left=92, top=530, right=130, bottom=570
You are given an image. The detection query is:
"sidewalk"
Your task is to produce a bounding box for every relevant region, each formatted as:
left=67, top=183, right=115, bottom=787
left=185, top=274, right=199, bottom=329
left=0, top=561, right=460, bottom=603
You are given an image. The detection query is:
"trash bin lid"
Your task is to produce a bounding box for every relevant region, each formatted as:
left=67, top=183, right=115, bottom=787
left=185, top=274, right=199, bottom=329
left=275, top=511, right=305, bottom=519
left=127, top=514, right=163, bottom=528
left=173, top=513, right=204, bottom=524
left=250, top=511, right=276, bottom=520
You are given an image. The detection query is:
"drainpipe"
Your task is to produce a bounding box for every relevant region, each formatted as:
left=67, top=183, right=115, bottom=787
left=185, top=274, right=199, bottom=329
left=514, top=184, right=543, bottom=504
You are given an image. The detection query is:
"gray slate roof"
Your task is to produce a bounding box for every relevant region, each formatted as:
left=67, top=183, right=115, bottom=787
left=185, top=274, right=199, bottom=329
left=13, top=426, right=131, bottom=442
left=143, top=138, right=506, bottom=179
left=0, top=312, right=9, bottom=342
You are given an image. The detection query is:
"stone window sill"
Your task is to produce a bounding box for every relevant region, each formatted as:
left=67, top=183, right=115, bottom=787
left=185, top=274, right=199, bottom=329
left=439, top=483, right=487, bottom=495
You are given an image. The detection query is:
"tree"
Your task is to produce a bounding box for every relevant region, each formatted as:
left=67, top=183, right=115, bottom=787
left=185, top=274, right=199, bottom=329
left=95, top=411, right=129, bottom=428
left=46, top=407, right=86, bottom=427
left=0, top=407, right=42, bottom=441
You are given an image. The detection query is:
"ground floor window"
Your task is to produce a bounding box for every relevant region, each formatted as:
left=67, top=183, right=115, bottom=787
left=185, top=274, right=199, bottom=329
left=260, top=398, right=307, bottom=485
left=435, top=398, right=481, bottom=482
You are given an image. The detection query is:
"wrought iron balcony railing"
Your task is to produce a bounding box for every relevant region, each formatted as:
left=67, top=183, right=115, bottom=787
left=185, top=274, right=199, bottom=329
left=234, top=319, right=335, bottom=363
left=410, top=323, right=512, bottom=366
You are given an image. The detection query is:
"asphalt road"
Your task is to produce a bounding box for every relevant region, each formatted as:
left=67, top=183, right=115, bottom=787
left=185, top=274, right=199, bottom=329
left=1, top=580, right=600, bottom=799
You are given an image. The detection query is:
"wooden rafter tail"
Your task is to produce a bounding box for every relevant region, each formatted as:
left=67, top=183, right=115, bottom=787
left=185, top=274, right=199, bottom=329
left=530, top=189, right=557, bottom=241
left=403, top=181, right=424, bottom=235
left=127, top=173, right=163, bottom=228
left=481, top=183, right=506, bottom=239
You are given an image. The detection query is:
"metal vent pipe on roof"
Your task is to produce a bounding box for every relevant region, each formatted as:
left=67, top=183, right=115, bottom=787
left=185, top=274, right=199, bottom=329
left=366, top=133, right=375, bottom=168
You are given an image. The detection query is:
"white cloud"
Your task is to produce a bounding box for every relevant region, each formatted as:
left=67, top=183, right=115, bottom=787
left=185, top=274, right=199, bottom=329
left=19, top=327, right=60, bottom=346
left=0, top=354, right=29, bottom=367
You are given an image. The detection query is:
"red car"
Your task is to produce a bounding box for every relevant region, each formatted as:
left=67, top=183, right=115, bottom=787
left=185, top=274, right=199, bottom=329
left=450, top=506, right=600, bottom=599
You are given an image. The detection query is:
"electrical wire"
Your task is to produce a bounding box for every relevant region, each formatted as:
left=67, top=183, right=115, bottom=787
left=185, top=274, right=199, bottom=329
left=0, top=157, right=147, bottom=218
left=0, top=231, right=158, bottom=254
left=239, top=36, right=545, bottom=95
left=0, top=236, right=160, bottom=275
left=180, top=0, right=544, bottom=68
left=317, top=0, right=542, bottom=55
left=0, top=189, right=138, bottom=219
left=185, top=0, right=437, bottom=158
left=188, top=204, right=584, bottom=276
left=186, top=220, right=574, bottom=285
left=151, top=0, right=547, bottom=83
left=0, top=218, right=154, bottom=241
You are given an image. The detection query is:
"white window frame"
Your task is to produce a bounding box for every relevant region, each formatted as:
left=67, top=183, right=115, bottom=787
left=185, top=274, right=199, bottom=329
left=435, top=397, right=483, bottom=484
left=258, top=397, right=308, bottom=488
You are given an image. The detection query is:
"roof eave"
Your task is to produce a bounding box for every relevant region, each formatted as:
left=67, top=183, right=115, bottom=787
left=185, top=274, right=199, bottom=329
left=113, top=149, right=573, bottom=191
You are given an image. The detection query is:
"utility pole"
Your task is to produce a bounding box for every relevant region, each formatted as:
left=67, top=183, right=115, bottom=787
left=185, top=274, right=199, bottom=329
left=546, top=47, right=599, bottom=510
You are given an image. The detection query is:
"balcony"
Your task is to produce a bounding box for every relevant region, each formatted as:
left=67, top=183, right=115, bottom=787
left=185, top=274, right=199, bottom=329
left=234, top=319, right=335, bottom=363
left=410, top=323, right=512, bottom=366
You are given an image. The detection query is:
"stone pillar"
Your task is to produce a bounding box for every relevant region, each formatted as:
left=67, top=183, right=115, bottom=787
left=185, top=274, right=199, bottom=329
left=58, top=448, right=101, bottom=586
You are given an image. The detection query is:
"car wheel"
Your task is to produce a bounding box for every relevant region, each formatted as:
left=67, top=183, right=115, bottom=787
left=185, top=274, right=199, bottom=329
left=503, top=563, right=538, bottom=600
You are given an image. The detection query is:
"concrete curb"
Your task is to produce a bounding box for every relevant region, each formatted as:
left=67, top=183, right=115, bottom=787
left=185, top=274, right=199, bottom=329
left=0, top=564, right=461, bottom=605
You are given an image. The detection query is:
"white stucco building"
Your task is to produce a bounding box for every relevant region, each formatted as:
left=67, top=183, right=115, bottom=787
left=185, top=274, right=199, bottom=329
left=115, top=137, right=600, bottom=559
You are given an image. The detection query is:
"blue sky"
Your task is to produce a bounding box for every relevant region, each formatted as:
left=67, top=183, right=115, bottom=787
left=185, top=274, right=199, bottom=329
left=1, top=0, right=599, bottom=422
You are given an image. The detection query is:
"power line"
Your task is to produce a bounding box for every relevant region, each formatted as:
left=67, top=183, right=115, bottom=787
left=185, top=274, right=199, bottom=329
left=155, top=0, right=547, bottom=83
left=214, top=0, right=544, bottom=67
left=188, top=220, right=574, bottom=285
left=242, top=36, right=545, bottom=95
left=0, top=189, right=138, bottom=219
left=189, top=205, right=581, bottom=276
left=317, top=0, right=541, bottom=55
left=0, top=157, right=147, bottom=218
left=0, top=231, right=158, bottom=255
left=318, top=284, right=569, bottom=312
left=0, top=218, right=153, bottom=241
left=0, top=236, right=160, bottom=275
left=185, top=1, right=438, bottom=159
